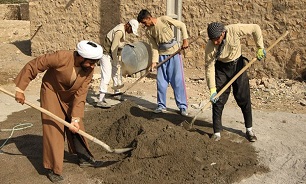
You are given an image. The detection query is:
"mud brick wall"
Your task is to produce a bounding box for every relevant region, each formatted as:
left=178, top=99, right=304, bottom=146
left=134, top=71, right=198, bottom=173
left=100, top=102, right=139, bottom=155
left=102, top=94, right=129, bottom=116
left=29, top=0, right=305, bottom=80
left=0, top=3, right=29, bottom=20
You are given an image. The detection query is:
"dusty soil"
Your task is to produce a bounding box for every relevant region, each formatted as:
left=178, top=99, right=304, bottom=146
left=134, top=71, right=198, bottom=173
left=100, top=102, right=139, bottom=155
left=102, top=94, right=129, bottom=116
left=0, top=20, right=306, bottom=184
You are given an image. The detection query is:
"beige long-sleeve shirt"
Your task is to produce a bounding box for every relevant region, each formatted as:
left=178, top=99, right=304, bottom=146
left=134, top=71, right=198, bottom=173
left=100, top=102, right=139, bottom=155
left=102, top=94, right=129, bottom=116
left=205, top=24, right=264, bottom=90
left=145, top=16, right=189, bottom=63
left=103, top=23, right=126, bottom=63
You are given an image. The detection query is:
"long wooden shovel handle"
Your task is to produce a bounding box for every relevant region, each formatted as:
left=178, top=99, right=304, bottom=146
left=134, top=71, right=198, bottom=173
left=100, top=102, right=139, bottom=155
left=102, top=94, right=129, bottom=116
left=0, top=86, right=132, bottom=153
left=190, top=31, right=289, bottom=125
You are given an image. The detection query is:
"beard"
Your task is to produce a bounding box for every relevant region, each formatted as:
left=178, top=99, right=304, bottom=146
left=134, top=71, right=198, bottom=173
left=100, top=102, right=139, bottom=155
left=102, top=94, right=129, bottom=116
left=80, top=60, right=89, bottom=72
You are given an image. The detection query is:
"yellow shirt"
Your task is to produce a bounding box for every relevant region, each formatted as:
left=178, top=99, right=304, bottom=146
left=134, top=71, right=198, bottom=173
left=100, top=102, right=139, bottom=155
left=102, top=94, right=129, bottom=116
left=205, top=24, right=264, bottom=89
left=145, top=16, right=189, bottom=63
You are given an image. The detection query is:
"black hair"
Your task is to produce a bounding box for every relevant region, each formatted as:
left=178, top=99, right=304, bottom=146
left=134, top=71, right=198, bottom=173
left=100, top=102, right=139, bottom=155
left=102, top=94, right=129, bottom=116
left=137, top=9, right=152, bottom=22
left=76, top=51, right=99, bottom=63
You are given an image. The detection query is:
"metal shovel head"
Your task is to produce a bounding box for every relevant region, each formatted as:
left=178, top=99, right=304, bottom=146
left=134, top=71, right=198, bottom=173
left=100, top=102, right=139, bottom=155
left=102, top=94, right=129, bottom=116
left=111, top=92, right=124, bottom=97
left=113, top=147, right=133, bottom=154
left=180, top=120, right=196, bottom=131
left=111, top=84, right=124, bottom=90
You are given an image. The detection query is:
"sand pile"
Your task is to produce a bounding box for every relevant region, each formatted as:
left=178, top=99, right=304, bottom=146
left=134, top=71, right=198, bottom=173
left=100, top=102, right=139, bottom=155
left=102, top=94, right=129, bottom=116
left=83, top=100, right=269, bottom=183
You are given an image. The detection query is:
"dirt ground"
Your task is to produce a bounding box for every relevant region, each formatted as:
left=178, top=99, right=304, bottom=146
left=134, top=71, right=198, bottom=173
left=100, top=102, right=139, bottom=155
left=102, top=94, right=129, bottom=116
left=0, top=20, right=306, bottom=184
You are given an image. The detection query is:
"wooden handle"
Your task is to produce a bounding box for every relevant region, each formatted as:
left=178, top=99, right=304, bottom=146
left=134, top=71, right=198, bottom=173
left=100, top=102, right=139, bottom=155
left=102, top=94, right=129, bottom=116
left=0, top=86, right=129, bottom=153
left=214, top=31, right=289, bottom=100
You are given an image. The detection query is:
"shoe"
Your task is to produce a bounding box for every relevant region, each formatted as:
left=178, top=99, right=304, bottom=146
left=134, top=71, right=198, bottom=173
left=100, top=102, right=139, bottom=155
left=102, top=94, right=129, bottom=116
left=180, top=108, right=189, bottom=117
left=79, top=158, right=105, bottom=168
left=47, top=170, right=64, bottom=183
left=153, top=107, right=166, bottom=113
left=211, top=134, right=221, bottom=141
left=96, top=100, right=111, bottom=108
left=246, top=130, right=257, bottom=142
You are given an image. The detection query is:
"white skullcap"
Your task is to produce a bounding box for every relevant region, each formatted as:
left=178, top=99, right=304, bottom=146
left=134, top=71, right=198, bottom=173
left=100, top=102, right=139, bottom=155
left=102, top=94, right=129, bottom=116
left=76, top=40, right=103, bottom=60
left=129, top=19, right=139, bottom=36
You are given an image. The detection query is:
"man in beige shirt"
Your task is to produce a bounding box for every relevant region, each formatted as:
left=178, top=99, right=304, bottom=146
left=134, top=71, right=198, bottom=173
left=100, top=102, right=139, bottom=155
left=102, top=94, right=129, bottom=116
left=205, top=22, right=266, bottom=142
left=137, top=9, right=189, bottom=116
left=98, top=19, right=139, bottom=108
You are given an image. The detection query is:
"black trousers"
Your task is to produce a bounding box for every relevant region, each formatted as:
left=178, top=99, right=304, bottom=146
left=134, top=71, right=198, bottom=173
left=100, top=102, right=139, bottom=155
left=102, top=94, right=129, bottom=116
left=65, top=117, right=93, bottom=162
left=72, top=134, right=92, bottom=161
left=72, top=133, right=93, bottom=161
left=212, top=56, right=252, bottom=133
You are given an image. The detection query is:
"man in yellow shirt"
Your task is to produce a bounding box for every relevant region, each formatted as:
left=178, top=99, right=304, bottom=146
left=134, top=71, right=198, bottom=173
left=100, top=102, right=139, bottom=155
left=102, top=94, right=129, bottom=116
left=137, top=9, right=189, bottom=116
left=205, top=22, right=266, bottom=142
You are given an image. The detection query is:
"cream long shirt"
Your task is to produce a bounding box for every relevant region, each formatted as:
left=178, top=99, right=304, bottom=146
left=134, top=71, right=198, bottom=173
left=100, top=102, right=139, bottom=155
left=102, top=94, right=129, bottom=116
left=106, top=23, right=126, bottom=63
left=145, top=16, right=189, bottom=63
left=205, top=24, right=264, bottom=90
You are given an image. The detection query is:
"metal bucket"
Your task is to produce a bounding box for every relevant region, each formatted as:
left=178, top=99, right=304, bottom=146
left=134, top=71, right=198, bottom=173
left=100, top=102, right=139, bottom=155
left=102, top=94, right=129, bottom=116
left=121, top=41, right=152, bottom=75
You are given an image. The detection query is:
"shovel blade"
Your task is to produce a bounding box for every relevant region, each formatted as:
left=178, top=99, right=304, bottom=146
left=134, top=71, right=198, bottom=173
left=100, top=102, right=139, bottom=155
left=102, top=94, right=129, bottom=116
left=180, top=120, right=196, bottom=131
left=111, top=84, right=124, bottom=90
left=111, top=92, right=124, bottom=97
left=113, top=147, right=133, bottom=154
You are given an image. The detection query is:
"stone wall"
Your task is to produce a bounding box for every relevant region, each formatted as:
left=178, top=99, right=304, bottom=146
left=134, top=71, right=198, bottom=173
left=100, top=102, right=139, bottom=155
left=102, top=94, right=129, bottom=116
left=0, top=3, right=29, bottom=20
left=29, top=0, right=306, bottom=80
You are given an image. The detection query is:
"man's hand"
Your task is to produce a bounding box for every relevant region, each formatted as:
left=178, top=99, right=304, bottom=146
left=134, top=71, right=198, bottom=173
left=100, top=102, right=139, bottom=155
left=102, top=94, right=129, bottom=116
left=70, top=118, right=80, bottom=133
left=210, top=87, right=219, bottom=103
left=150, top=62, right=157, bottom=72
left=181, top=39, right=189, bottom=50
left=257, top=48, right=266, bottom=61
left=15, top=91, right=25, bottom=105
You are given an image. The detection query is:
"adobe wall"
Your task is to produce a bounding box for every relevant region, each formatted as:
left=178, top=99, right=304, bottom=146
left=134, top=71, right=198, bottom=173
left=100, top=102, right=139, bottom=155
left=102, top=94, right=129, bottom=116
left=29, top=0, right=305, bottom=80
left=0, top=3, right=29, bottom=20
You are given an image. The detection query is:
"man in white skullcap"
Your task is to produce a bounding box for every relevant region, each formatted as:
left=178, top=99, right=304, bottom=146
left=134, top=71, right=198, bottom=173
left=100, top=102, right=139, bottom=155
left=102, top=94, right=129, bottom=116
left=14, top=40, right=104, bottom=183
left=98, top=19, right=139, bottom=108
left=205, top=22, right=266, bottom=142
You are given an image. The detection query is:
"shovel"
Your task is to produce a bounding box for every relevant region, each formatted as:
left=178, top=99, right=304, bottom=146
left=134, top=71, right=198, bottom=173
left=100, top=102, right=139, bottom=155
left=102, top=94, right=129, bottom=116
left=0, top=86, right=132, bottom=154
left=181, top=31, right=289, bottom=131
left=112, top=32, right=205, bottom=97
